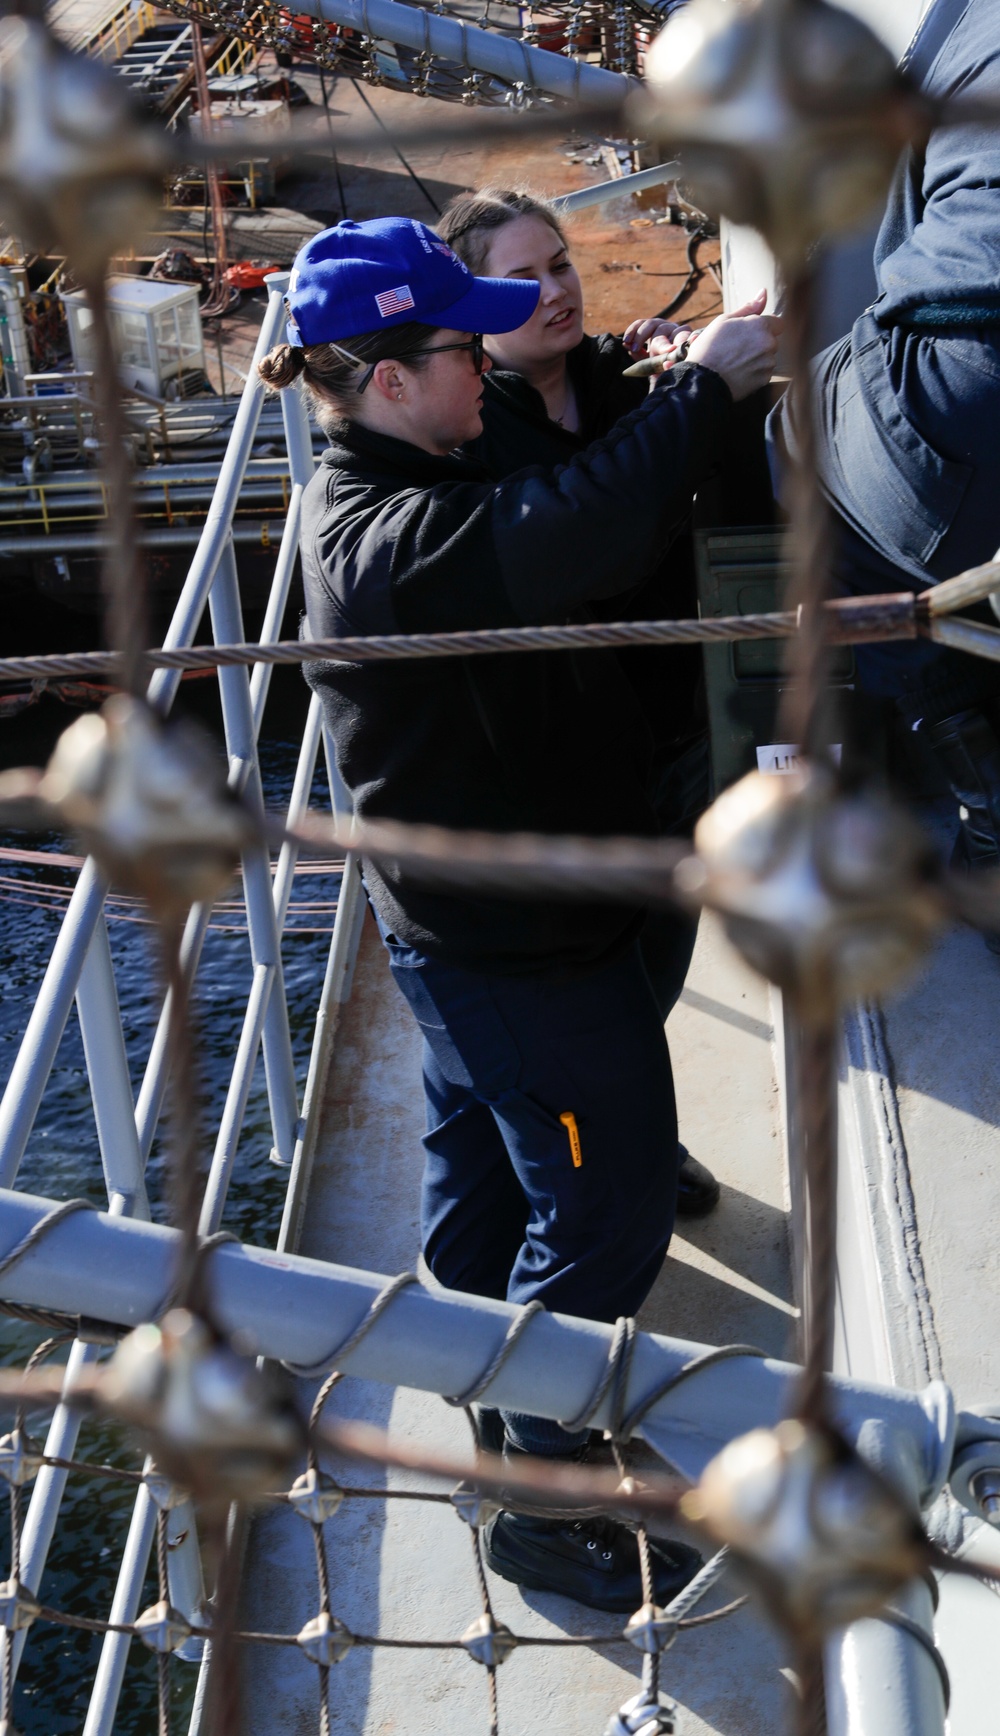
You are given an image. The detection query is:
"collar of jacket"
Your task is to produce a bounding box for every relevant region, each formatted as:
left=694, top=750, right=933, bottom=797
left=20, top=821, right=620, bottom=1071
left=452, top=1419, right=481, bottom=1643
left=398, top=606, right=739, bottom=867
left=482, top=366, right=582, bottom=447
left=323, top=416, right=491, bottom=483
left=482, top=331, right=642, bottom=445
left=488, top=333, right=604, bottom=406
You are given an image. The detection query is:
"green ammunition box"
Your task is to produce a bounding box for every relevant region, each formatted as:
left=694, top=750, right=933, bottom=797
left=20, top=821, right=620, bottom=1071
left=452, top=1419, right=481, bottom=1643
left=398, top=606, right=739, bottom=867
left=695, top=527, right=854, bottom=793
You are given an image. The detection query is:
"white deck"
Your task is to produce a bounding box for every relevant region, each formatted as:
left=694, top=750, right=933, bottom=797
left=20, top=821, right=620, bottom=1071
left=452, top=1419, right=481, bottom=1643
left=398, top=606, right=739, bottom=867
left=241, top=907, right=796, bottom=1735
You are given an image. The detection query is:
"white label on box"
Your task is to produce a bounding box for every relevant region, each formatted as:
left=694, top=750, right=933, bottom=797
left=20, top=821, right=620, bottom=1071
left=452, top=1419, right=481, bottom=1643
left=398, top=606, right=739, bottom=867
left=757, top=744, right=841, bottom=775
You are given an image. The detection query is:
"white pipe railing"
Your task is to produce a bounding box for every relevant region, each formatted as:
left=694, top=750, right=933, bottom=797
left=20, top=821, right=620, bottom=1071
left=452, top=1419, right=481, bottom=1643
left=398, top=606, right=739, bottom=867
left=0, top=285, right=336, bottom=1723
left=553, top=159, right=682, bottom=213
left=297, top=0, right=631, bottom=101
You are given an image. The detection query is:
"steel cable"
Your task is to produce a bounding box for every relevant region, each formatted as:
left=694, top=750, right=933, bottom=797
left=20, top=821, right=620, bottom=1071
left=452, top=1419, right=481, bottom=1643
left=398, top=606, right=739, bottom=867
left=874, top=1610, right=951, bottom=1711
left=444, top=1299, right=545, bottom=1408
left=160, top=918, right=216, bottom=1322
left=778, top=267, right=836, bottom=760
left=156, top=1509, right=172, bottom=1736
left=776, top=265, right=845, bottom=1736
left=792, top=1001, right=839, bottom=1427
left=282, top=1272, right=420, bottom=1378
left=0, top=599, right=924, bottom=687
left=620, top=1343, right=769, bottom=1440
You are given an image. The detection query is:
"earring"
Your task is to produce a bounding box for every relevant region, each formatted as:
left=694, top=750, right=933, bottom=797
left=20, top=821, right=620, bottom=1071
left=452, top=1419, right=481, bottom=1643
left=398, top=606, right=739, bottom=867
left=396, top=392, right=403, bottom=400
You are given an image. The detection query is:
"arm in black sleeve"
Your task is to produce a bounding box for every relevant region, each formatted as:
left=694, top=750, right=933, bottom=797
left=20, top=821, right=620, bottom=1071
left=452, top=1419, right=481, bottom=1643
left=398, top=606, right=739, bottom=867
left=317, top=362, right=732, bottom=635
left=492, top=363, right=731, bottom=624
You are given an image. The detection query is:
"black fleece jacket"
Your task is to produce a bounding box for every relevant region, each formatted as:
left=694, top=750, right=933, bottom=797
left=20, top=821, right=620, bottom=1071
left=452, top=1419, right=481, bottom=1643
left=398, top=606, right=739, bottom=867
left=300, top=361, right=733, bottom=974
left=467, top=333, right=706, bottom=751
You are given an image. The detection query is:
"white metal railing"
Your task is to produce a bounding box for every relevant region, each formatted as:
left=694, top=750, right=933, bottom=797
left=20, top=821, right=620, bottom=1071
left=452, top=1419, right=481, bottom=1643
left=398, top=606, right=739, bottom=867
left=552, top=158, right=681, bottom=213
left=0, top=276, right=361, bottom=1730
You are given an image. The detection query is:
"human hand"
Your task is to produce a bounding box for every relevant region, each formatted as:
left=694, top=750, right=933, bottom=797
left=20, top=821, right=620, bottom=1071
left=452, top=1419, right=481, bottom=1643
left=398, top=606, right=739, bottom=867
left=623, top=316, right=694, bottom=357
left=685, top=288, right=782, bottom=402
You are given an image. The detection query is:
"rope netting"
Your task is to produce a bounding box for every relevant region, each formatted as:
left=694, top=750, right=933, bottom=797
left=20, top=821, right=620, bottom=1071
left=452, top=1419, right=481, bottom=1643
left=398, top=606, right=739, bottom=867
left=0, top=1307, right=746, bottom=1736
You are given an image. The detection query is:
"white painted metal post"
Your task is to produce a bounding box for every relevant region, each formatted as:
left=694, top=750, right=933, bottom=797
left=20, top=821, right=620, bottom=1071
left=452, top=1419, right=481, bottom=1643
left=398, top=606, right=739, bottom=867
left=2, top=1336, right=104, bottom=1684
left=208, top=536, right=299, bottom=1166
left=133, top=900, right=214, bottom=1162
left=825, top=1418, right=947, bottom=1736
left=198, top=961, right=275, bottom=1229
left=274, top=849, right=366, bottom=1256
left=75, top=915, right=150, bottom=1220
left=147, top=287, right=288, bottom=717
left=249, top=483, right=304, bottom=735
left=3, top=282, right=336, bottom=1729
left=82, top=1486, right=159, bottom=1736
left=271, top=694, right=325, bottom=937
left=0, top=862, right=108, bottom=1186
left=0, top=293, right=290, bottom=1190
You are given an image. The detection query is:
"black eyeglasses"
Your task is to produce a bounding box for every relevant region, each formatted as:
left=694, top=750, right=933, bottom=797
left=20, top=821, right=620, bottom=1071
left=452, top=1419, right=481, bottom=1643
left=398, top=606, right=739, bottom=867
left=354, top=334, right=486, bottom=392
left=407, top=335, right=486, bottom=373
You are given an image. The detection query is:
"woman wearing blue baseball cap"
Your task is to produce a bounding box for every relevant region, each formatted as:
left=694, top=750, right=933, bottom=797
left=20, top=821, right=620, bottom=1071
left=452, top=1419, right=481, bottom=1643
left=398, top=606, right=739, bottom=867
left=259, top=216, right=777, bottom=1614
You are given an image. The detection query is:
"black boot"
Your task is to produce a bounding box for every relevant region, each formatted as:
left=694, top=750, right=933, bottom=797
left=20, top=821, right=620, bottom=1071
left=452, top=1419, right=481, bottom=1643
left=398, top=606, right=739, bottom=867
left=676, top=1146, right=721, bottom=1218
left=483, top=1438, right=701, bottom=1612
left=925, top=707, right=1000, bottom=954
left=483, top=1507, right=702, bottom=1613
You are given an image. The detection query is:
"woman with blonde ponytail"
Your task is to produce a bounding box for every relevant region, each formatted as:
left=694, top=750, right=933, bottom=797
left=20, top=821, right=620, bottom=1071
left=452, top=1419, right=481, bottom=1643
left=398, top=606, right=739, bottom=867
left=435, top=187, right=783, bottom=1218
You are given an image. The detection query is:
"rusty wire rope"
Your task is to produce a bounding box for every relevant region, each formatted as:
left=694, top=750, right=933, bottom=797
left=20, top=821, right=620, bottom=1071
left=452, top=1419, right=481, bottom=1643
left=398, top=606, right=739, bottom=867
left=0, top=593, right=933, bottom=688
left=769, top=264, right=844, bottom=1459
left=83, top=277, right=151, bottom=701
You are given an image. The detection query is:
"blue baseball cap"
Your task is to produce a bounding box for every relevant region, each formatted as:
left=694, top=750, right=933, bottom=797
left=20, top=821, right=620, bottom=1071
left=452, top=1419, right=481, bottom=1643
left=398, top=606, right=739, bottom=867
left=285, top=217, right=539, bottom=346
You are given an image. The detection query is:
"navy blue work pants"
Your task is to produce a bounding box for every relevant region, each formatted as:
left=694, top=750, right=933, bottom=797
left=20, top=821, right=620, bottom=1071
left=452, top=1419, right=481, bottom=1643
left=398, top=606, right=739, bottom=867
left=378, top=921, right=680, bottom=1452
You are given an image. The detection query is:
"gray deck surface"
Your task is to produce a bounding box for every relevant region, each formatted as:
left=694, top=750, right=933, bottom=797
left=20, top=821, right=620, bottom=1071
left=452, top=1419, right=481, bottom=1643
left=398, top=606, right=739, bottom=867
left=885, top=912, right=1000, bottom=1416
left=242, top=908, right=796, bottom=1735
left=872, top=805, right=1000, bottom=1736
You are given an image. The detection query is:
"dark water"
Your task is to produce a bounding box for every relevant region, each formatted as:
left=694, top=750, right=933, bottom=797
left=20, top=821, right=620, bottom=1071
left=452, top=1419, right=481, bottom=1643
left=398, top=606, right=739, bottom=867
left=0, top=682, right=340, bottom=1732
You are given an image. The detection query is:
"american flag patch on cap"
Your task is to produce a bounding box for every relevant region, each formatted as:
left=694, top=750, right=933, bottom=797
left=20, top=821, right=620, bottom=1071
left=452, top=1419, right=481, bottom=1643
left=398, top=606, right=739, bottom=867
left=375, top=283, right=415, bottom=317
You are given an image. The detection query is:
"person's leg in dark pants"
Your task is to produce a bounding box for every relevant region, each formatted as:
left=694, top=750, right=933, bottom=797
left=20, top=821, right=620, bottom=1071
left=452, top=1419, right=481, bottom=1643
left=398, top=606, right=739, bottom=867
left=419, top=1040, right=528, bottom=1301
left=379, top=930, right=702, bottom=1608
left=384, top=937, right=680, bottom=1327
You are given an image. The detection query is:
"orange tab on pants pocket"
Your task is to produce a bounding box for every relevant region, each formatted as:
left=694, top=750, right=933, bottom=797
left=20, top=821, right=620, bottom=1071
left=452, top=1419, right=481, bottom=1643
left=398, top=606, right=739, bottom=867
left=559, top=1111, right=583, bottom=1168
